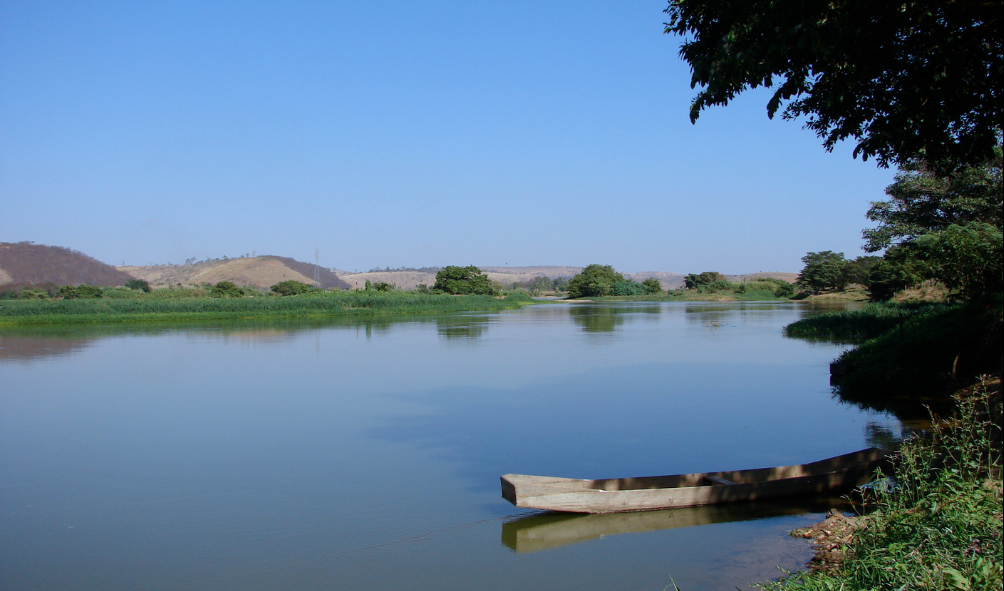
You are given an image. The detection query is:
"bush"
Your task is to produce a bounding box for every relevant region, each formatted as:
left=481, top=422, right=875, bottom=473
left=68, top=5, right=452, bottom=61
left=611, top=280, right=647, bottom=296
left=211, top=281, right=245, bottom=298
left=641, top=278, right=663, bottom=294
left=59, top=285, right=103, bottom=299
left=567, top=264, right=625, bottom=298
left=125, top=279, right=151, bottom=292
left=16, top=288, right=49, bottom=300
left=504, top=290, right=533, bottom=302
left=433, top=266, right=495, bottom=295
left=372, top=282, right=394, bottom=292
left=270, top=280, right=314, bottom=296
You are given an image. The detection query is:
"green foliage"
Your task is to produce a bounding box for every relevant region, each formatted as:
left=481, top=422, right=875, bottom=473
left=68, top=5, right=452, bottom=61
left=372, top=282, right=394, bottom=292
left=59, top=285, right=103, bottom=299
left=0, top=291, right=526, bottom=325
left=503, top=290, right=533, bottom=302
left=862, top=151, right=1003, bottom=302
left=125, top=279, right=151, bottom=292
left=611, top=280, right=647, bottom=296
left=915, top=222, right=1003, bottom=303
left=664, top=1, right=1002, bottom=171
left=16, top=288, right=49, bottom=300
left=364, top=280, right=372, bottom=291
left=270, top=280, right=315, bottom=296
left=841, top=256, right=881, bottom=287
left=433, top=266, right=495, bottom=295
left=864, top=151, right=1003, bottom=252
left=798, top=251, right=847, bottom=293
left=567, top=265, right=625, bottom=298
left=640, top=278, right=663, bottom=294
left=512, top=275, right=570, bottom=296
left=210, top=281, right=245, bottom=298
left=738, top=277, right=795, bottom=298
left=784, top=301, right=948, bottom=342
left=684, top=272, right=725, bottom=289
left=758, top=387, right=1002, bottom=591
left=864, top=247, right=929, bottom=301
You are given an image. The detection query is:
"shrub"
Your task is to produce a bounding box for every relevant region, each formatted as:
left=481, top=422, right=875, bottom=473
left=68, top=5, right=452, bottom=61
left=270, top=280, right=313, bottom=296
left=641, top=278, right=663, bottom=294
left=567, top=264, right=625, bottom=298
left=17, top=288, right=49, bottom=300
left=611, top=280, right=647, bottom=296
left=59, top=285, right=103, bottom=299
left=125, top=279, right=151, bottom=292
left=433, top=266, right=495, bottom=295
left=211, top=281, right=245, bottom=298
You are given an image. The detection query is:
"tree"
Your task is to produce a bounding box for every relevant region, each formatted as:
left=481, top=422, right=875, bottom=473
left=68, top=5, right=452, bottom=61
left=433, top=266, right=495, bottom=295
left=798, top=251, right=848, bottom=293
left=865, top=247, right=928, bottom=301
left=684, top=272, right=725, bottom=289
left=664, top=0, right=1002, bottom=171
left=566, top=265, right=624, bottom=298
left=210, top=281, right=245, bottom=298
left=641, top=278, right=663, bottom=294
left=611, top=280, right=647, bottom=296
left=125, top=279, right=151, bottom=292
left=60, top=284, right=103, bottom=299
left=863, top=150, right=1002, bottom=301
left=842, top=256, right=882, bottom=287
left=863, top=150, right=1003, bottom=252
left=271, top=280, right=314, bottom=296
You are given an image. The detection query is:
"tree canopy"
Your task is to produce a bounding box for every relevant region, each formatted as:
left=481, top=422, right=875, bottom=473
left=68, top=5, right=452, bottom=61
left=433, top=266, right=495, bottom=295
left=798, top=251, right=848, bottom=293
left=863, top=150, right=1002, bottom=301
left=664, top=0, right=1002, bottom=171
left=567, top=265, right=624, bottom=298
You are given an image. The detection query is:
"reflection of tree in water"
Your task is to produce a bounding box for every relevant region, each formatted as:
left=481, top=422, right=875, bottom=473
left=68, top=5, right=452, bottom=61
left=569, top=304, right=660, bottom=333
left=864, top=421, right=904, bottom=451
left=437, top=316, right=490, bottom=340
left=0, top=335, right=95, bottom=362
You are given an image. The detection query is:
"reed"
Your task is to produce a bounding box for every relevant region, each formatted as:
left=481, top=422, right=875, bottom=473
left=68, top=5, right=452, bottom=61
left=0, top=292, right=525, bottom=325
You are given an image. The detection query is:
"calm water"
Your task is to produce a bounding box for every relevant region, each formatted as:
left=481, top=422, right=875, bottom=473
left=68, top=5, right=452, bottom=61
left=0, top=302, right=899, bottom=590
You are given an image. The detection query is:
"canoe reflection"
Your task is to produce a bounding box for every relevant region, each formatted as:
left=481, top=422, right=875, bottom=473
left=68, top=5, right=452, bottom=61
left=501, top=498, right=839, bottom=553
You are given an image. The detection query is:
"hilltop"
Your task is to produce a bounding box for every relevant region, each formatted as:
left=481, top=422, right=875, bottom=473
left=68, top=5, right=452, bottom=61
left=120, top=256, right=350, bottom=290
left=0, top=242, right=132, bottom=287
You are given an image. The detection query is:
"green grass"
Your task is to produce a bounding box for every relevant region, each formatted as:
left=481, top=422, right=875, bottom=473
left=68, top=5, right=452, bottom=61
left=757, top=385, right=1003, bottom=590
left=588, top=289, right=790, bottom=302
left=783, top=302, right=952, bottom=342
left=0, top=291, right=528, bottom=325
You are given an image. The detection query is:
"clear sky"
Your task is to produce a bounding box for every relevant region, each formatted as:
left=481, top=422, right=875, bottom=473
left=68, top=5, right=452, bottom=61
left=1, top=1, right=896, bottom=274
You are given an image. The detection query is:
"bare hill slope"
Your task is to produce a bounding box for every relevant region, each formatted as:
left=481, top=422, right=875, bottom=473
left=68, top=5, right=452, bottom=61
left=0, top=242, right=132, bottom=286
left=121, top=256, right=349, bottom=289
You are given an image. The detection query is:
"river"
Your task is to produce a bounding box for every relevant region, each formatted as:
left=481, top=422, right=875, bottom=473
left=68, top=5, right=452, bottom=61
left=0, top=301, right=900, bottom=590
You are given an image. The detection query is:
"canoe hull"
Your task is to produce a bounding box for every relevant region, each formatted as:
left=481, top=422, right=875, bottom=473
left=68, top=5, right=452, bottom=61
left=501, top=448, right=888, bottom=514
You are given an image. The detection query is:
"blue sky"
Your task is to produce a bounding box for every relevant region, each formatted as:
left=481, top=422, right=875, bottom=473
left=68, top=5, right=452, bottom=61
left=1, top=1, right=896, bottom=274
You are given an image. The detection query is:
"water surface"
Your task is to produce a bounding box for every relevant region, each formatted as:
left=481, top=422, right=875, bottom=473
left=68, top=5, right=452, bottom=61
left=0, top=302, right=898, bottom=590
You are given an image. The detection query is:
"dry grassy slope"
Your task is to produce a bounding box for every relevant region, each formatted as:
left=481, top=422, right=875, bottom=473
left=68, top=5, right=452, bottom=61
left=726, top=272, right=799, bottom=284
left=0, top=242, right=133, bottom=286
left=120, top=256, right=349, bottom=289
left=339, top=271, right=438, bottom=290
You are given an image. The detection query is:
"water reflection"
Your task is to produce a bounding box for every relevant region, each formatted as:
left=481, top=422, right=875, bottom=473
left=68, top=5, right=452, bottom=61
left=437, top=315, right=491, bottom=340
left=568, top=303, right=660, bottom=333
left=502, top=497, right=846, bottom=553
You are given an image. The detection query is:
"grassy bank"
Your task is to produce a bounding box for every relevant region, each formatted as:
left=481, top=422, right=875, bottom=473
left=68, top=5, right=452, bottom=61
left=758, top=384, right=1003, bottom=590
left=586, top=289, right=791, bottom=302
left=0, top=291, right=528, bottom=326
left=784, top=302, right=952, bottom=342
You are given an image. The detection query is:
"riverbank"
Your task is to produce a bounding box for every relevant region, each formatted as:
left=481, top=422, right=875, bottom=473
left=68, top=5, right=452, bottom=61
left=759, top=380, right=1002, bottom=590
left=0, top=291, right=530, bottom=326
left=576, top=291, right=790, bottom=303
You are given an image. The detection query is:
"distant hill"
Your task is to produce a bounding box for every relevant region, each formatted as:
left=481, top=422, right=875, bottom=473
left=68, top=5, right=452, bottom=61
left=0, top=242, right=132, bottom=286
left=120, top=256, right=350, bottom=290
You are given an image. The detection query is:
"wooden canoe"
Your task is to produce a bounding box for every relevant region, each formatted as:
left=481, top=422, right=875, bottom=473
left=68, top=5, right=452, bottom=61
left=500, top=448, right=889, bottom=514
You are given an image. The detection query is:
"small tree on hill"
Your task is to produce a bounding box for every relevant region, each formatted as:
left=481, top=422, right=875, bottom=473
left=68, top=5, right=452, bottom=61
left=433, top=266, right=495, bottom=295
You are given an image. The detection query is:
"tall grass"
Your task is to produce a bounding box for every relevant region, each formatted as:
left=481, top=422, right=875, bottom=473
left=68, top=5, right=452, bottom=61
left=758, top=383, right=1003, bottom=590
left=0, top=291, right=525, bottom=325
left=783, top=302, right=952, bottom=342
